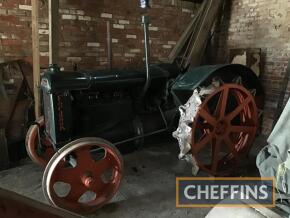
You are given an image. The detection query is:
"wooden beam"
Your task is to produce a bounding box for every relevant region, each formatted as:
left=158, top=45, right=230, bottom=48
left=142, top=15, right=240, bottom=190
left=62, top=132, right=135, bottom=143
left=167, top=5, right=203, bottom=63
left=0, top=188, right=81, bottom=218
left=31, top=0, right=41, bottom=118
left=187, top=0, right=224, bottom=67
left=49, top=0, right=59, bottom=65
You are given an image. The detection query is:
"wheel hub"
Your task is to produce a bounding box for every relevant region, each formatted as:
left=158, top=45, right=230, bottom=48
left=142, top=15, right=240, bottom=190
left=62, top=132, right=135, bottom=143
left=214, top=120, right=228, bottom=135
left=81, top=174, right=94, bottom=188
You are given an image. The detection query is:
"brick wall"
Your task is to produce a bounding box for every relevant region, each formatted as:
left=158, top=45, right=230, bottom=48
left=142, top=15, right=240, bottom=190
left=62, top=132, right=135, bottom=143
left=0, top=0, right=198, bottom=70
left=214, top=0, right=290, bottom=136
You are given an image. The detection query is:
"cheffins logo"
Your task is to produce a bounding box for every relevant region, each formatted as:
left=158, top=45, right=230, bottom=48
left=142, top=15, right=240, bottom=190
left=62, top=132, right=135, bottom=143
left=176, top=177, right=275, bottom=207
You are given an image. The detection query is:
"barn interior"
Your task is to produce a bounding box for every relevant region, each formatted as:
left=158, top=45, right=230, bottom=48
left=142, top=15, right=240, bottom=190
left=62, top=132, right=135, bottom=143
left=0, top=0, right=290, bottom=217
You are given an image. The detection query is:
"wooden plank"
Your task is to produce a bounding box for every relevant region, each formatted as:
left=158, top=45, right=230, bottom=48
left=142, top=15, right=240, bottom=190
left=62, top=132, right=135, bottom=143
left=167, top=2, right=205, bottom=64
left=31, top=0, right=41, bottom=118
left=49, top=0, right=59, bottom=65
left=187, top=0, right=224, bottom=67
left=0, top=188, right=82, bottom=218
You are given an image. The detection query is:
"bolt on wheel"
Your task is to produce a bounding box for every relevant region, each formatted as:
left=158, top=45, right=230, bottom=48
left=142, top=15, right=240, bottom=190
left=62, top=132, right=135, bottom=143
left=25, top=116, right=55, bottom=167
left=42, top=137, right=123, bottom=214
left=191, top=84, right=258, bottom=176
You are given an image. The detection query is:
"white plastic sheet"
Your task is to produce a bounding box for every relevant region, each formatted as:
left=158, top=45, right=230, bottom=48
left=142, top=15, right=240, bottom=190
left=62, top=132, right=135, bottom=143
left=172, top=84, right=217, bottom=175
left=172, top=90, right=202, bottom=175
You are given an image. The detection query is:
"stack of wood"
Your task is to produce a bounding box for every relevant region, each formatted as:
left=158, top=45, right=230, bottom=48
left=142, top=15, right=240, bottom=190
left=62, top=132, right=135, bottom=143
left=168, top=0, right=224, bottom=70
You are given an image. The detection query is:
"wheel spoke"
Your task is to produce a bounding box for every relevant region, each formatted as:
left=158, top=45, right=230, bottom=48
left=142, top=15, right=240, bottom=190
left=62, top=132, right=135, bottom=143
left=198, top=108, right=216, bottom=126
left=90, top=177, right=106, bottom=195
left=76, top=147, right=95, bottom=167
left=214, top=93, right=223, bottom=117
left=230, top=125, right=256, bottom=133
left=93, top=156, right=112, bottom=175
left=224, top=136, right=240, bottom=162
left=220, top=87, right=229, bottom=117
left=227, top=96, right=251, bottom=121
left=196, top=122, right=211, bottom=130
left=192, top=134, right=212, bottom=153
left=65, top=185, right=86, bottom=202
left=211, top=138, right=221, bottom=174
left=52, top=167, right=79, bottom=184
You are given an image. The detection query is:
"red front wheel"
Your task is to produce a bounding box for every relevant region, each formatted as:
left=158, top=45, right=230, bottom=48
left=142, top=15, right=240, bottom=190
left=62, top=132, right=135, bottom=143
left=42, top=137, right=123, bottom=214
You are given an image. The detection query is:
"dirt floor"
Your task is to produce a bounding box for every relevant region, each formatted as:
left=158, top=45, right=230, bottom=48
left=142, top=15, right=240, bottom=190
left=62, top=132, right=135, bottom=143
left=0, top=136, right=267, bottom=218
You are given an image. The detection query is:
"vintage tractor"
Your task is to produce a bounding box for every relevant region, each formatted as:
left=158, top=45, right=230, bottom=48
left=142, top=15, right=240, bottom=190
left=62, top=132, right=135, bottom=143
left=25, top=63, right=263, bottom=213
left=25, top=0, right=263, bottom=213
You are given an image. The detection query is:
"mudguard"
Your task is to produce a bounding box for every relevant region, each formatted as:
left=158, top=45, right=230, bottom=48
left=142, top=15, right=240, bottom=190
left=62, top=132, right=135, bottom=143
left=171, top=64, right=264, bottom=106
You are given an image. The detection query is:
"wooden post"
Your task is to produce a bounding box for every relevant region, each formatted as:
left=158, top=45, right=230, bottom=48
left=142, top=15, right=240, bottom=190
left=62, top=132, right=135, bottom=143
left=49, top=0, right=59, bottom=65
left=31, top=0, right=41, bottom=118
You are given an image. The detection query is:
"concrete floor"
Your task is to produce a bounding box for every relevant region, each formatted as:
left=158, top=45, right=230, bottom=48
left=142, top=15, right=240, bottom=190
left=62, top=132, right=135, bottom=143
left=0, top=137, right=266, bottom=218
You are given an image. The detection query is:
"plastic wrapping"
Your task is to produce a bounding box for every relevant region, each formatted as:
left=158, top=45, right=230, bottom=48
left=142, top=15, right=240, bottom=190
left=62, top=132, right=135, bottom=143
left=173, top=85, right=217, bottom=175
left=172, top=90, right=202, bottom=175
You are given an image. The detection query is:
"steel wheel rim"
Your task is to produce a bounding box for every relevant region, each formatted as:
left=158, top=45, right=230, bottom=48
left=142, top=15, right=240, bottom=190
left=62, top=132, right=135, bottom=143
left=191, top=84, right=258, bottom=176
left=42, top=137, right=123, bottom=214
left=25, top=116, right=54, bottom=166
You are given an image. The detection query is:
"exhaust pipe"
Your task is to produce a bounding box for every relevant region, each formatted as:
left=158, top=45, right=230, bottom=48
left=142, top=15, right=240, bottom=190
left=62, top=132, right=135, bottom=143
left=140, top=0, right=151, bottom=96
left=141, top=15, right=150, bottom=96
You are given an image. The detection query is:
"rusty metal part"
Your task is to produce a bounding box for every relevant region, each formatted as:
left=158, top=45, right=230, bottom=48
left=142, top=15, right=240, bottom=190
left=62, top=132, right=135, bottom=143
left=0, top=61, right=25, bottom=168
left=191, top=84, right=258, bottom=176
left=6, top=99, right=33, bottom=143
left=42, top=137, right=123, bottom=214
left=25, top=116, right=55, bottom=166
left=0, top=61, right=24, bottom=129
left=0, top=60, right=34, bottom=166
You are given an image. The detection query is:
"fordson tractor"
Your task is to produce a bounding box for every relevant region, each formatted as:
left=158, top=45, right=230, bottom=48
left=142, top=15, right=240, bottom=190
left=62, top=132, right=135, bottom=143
left=25, top=0, right=263, bottom=214
left=25, top=63, right=263, bottom=213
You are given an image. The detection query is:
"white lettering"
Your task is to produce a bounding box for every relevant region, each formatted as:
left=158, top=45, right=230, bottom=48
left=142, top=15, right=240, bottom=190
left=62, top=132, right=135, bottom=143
left=259, top=185, right=268, bottom=200
left=184, top=185, right=196, bottom=200
left=230, top=185, right=240, bottom=199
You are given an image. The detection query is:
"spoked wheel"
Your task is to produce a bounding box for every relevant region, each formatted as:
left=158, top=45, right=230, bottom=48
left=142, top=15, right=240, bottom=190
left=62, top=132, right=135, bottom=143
left=191, top=84, right=258, bottom=176
left=42, top=137, right=123, bottom=214
left=25, top=116, right=55, bottom=166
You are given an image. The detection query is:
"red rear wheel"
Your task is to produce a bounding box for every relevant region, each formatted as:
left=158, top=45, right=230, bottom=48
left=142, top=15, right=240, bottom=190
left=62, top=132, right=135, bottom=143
left=191, top=84, right=258, bottom=176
